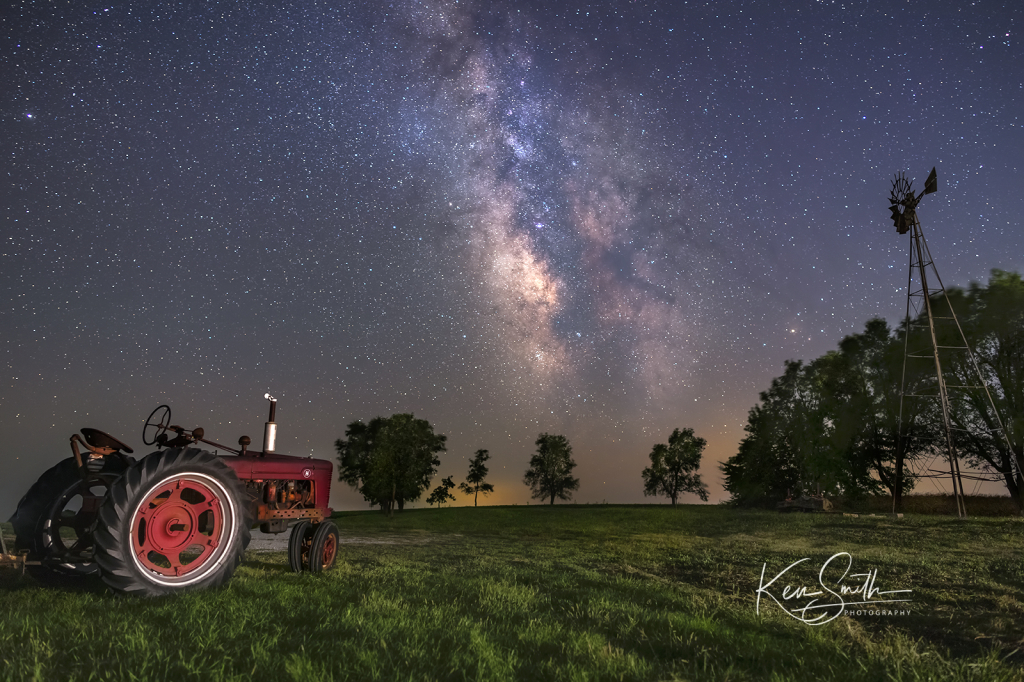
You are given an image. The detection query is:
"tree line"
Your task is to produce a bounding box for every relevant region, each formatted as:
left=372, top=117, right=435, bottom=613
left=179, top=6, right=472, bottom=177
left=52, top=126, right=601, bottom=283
left=336, top=419, right=710, bottom=512
left=722, top=270, right=1024, bottom=513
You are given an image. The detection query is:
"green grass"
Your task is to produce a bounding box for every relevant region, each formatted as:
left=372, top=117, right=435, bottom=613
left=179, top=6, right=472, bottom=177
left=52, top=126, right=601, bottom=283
left=832, top=494, right=1019, bottom=516
left=2, top=506, right=1023, bottom=681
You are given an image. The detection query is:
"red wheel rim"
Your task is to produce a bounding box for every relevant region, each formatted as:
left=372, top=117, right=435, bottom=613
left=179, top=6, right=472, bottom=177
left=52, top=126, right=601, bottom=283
left=321, top=532, right=337, bottom=568
left=131, top=477, right=225, bottom=577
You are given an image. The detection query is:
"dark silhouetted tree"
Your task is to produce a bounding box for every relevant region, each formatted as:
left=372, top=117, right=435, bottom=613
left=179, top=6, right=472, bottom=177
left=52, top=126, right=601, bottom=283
left=427, top=476, right=457, bottom=507
left=835, top=318, right=927, bottom=512
left=721, top=322, right=925, bottom=509
left=458, top=449, right=495, bottom=506
left=721, top=272, right=1024, bottom=512
left=642, top=428, right=710, bottom=504
left=523, top=433, right=579, bottom=505
left=934, top=270, right=1024, bottom=512
left=721, top=360, right=810, bottom=507
left=335, top=413, right=446, bottom=516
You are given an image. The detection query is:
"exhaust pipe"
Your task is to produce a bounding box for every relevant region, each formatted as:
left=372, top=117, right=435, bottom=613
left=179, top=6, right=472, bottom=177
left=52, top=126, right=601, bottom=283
left=263, top=393, right=278, bottom=454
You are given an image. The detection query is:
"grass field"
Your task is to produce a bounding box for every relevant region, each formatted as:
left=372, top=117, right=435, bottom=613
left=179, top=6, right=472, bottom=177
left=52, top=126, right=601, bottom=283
left=1, top=505, right=1022, bottom=681
left=833, top=494, right=1019, bottom=516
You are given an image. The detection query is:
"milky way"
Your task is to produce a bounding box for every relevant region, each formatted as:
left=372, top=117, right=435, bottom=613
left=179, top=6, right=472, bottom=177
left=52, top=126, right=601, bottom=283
left=2, top=1, right=1021, bottom=512
left=391, top=1, right=738, bottom=410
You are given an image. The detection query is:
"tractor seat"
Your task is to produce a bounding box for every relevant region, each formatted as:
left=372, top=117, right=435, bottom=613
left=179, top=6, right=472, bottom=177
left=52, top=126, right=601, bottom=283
left=81, top=428, right=134, bottom=454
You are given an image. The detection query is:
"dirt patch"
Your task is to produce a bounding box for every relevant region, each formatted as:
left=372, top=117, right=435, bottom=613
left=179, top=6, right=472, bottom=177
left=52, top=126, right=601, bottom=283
left=247, top=530, right=455, bottom=551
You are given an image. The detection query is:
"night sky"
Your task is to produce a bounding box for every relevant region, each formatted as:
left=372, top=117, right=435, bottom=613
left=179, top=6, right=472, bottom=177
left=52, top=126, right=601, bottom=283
left=2, top=1, right=1021, bottom=517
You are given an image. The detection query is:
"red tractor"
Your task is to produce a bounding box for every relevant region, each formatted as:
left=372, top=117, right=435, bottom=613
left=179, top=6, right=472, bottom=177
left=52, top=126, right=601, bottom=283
left=8, top=396, right=337, bottom=596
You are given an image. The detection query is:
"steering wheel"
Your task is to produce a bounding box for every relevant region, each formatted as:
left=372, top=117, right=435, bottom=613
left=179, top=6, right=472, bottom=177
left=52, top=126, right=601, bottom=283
left=143, top=405, right=172, bottom=446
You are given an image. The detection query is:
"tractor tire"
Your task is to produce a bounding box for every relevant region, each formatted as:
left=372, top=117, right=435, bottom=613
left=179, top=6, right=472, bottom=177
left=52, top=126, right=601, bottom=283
left=93, top=448, right=252, bottom=596
left=287, top=520, right=311, bottom=573
left=308, top=521, right=338, bottom=574
left=10, top=456, right=133, bottom=585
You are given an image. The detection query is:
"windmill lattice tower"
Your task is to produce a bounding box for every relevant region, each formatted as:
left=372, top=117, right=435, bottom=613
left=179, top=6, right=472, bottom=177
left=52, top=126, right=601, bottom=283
left=890, top=167, right=1017, bottom=518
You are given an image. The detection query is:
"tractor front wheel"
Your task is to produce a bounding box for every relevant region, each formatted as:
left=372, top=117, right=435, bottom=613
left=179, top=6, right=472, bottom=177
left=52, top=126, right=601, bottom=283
left=93, top=448, right=251, bottom=596
left=309, top=521, right=338, bottom=574
left=287, top=520, right=310, bottom=573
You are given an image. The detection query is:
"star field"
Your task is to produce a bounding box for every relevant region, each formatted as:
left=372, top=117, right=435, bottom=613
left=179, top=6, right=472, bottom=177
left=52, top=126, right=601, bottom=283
left=2, top=1, right=1021, bottom=513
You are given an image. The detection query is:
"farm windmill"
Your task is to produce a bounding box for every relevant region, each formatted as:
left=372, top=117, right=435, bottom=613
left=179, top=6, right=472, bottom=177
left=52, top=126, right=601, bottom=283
left=889, top=167, right=1018, bottom=517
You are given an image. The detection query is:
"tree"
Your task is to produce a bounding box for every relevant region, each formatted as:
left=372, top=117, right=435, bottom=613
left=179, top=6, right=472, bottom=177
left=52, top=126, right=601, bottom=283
left=834, top=318, right=926, bottom=511
left=932, top=270, right=1024, bottom=511
left=721, top=321, right=923, bottom=509
left=335, top=413, right=446, bottom=516
left=721, top=361, right=808, bottom=507
left=335, top=416, right=385, bottom=494
left=458, top=449, right=495, bottom=507
left=426, top=476, right=457, bottom=508
left=720, top=273, right=1024, bottom=513
left=642, top=428, right=710, bottom=504
left=523, top=433, right=579, bottom=505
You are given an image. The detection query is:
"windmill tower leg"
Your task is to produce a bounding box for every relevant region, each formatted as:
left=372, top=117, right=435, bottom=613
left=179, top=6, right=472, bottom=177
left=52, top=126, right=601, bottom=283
left=906, top=217, right=968, bottom=518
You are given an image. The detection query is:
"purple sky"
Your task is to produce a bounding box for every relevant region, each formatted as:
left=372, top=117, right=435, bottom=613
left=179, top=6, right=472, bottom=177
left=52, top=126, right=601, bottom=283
left=2, top=1, right=1021, bottom=516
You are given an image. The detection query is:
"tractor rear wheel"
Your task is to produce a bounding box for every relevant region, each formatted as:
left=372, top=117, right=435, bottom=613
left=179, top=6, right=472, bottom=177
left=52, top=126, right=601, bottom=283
left=309, top=521, right=338, bottom=574
left=10, top=456, right=133, bottom=585
left=93, top=448, right=251, bottom=596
